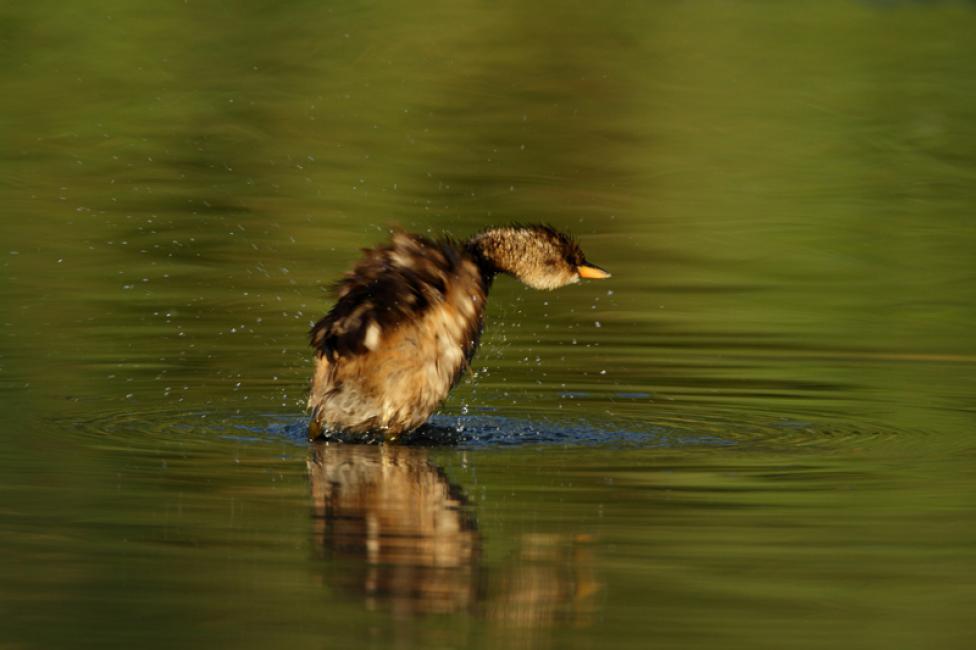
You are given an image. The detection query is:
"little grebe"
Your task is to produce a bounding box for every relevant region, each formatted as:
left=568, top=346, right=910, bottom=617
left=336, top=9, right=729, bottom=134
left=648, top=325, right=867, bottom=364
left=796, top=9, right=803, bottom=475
left=307, top=225, right=610, bottom=441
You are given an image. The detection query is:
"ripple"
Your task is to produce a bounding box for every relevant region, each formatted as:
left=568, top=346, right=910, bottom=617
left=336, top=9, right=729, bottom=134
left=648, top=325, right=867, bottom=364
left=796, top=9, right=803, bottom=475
left=411, top=414, right=715, bottom=448
left=64, top=407, right=309, bottom=451
left=59, top=403, right=924, bottom=453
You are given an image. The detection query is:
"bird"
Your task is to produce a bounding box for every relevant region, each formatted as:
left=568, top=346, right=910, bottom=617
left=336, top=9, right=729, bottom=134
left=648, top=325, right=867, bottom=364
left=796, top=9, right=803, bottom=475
left=307, top=224, right=610, bottom=441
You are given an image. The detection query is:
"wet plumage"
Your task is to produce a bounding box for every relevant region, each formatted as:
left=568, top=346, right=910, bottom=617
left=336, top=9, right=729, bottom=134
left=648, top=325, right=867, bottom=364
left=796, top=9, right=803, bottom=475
left=308, top=225, right=609, bottom=441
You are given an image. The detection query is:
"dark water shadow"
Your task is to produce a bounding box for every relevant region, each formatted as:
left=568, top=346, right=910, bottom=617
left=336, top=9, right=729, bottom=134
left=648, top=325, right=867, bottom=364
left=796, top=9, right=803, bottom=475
left=305, top=413, right=735, bottom=449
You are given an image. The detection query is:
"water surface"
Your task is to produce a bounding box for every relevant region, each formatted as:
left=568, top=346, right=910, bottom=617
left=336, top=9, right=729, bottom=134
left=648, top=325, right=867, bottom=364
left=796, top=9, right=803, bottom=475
left=2, top=1, right=976, bottom=648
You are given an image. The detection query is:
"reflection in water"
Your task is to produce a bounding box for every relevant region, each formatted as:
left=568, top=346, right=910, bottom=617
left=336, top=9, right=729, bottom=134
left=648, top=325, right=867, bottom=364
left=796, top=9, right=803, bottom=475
left=482, top=533, right=601, bottom=633
left=308, top=443, right=477, bottom=615
left=307, top=443, right=600, bottom=626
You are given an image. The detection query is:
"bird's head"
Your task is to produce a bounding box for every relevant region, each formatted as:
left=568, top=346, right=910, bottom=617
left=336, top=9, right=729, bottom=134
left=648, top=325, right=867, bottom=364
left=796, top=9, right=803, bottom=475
left=469, top=225, right=610, bottom=290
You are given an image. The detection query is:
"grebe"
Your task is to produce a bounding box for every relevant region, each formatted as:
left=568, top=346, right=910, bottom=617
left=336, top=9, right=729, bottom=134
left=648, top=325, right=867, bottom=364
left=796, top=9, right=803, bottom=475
left=308, top=225, right=609, bottom=441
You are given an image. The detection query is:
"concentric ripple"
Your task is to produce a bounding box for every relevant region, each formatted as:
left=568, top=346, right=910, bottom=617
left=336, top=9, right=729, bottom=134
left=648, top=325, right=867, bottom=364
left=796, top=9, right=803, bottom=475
left=59, top=403, right=923, bottom=453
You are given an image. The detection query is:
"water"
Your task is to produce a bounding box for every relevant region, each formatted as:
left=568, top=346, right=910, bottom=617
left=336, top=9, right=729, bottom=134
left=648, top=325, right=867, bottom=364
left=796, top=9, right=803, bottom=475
left=2, top=1, right=976, bottom=648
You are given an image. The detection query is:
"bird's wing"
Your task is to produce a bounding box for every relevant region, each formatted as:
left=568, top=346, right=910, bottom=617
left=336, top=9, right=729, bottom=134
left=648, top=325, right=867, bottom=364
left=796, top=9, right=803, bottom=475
left=309, top=232, right=465, bottom=361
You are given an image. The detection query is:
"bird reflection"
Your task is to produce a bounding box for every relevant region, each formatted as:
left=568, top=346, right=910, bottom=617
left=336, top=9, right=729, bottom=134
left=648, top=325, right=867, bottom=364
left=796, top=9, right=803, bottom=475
left=307, top=442, right=477, bottom=616
left=307, top=442, right=600, bottom=626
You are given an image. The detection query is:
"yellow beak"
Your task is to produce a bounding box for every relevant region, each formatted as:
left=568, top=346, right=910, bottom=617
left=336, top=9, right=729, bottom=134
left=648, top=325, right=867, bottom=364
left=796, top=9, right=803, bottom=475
left=577, top=263, right=611, bottom=280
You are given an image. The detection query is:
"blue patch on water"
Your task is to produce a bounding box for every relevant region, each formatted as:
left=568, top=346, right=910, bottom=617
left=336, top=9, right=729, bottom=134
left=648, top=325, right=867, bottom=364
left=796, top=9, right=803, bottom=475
left=225, top=412, right=737, bottom=449
left=219, top=434, right=265, bottom=443
left=78, top=406, right=888, bottom=451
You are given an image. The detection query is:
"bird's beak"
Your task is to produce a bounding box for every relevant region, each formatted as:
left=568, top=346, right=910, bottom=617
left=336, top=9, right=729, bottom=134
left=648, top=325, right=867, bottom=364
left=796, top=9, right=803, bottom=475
left=577, top=263, right=611, bottom=279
